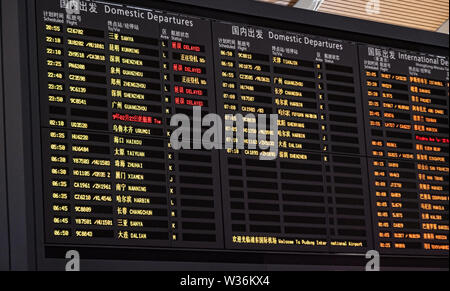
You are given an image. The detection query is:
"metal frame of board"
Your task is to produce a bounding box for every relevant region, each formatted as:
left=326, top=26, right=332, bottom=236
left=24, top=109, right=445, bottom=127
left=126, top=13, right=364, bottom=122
left=1, top=0, right=448, bottom=271
left=0, top=0, right=11, bottom=272
left=1, top=0, right=38, bottom=271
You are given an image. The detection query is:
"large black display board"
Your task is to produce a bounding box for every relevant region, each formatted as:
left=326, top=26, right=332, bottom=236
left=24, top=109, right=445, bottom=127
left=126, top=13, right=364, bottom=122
left=33, top=0, right=448, bottom=265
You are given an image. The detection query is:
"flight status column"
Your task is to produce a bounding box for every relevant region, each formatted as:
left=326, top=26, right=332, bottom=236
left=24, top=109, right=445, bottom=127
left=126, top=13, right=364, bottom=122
left=160, top=15, right=224, bottom=248
left=360, top=45, right=449, bottom=255
left=213, top=21, right=372, bottom=252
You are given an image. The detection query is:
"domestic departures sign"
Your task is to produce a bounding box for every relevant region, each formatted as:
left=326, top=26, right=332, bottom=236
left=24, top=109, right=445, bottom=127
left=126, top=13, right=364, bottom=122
left=37, top=0, right=449, bottom=257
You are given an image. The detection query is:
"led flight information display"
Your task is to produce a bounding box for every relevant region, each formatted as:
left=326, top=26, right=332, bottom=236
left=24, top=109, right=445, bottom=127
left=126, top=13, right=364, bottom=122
left=360, top=46, right=449, bottom=255
left=36, top=0, right=449, bottom=256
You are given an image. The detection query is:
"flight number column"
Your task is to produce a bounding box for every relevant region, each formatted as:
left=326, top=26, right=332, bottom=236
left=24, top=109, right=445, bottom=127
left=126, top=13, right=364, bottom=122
left=42, top=21, right=116, bottom=242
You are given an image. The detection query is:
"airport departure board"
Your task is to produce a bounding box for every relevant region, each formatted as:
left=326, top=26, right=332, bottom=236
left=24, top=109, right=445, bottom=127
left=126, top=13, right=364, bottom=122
left=36, top=0, right=449, bottom=257
left=360, top=47, right=449, bottom=255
